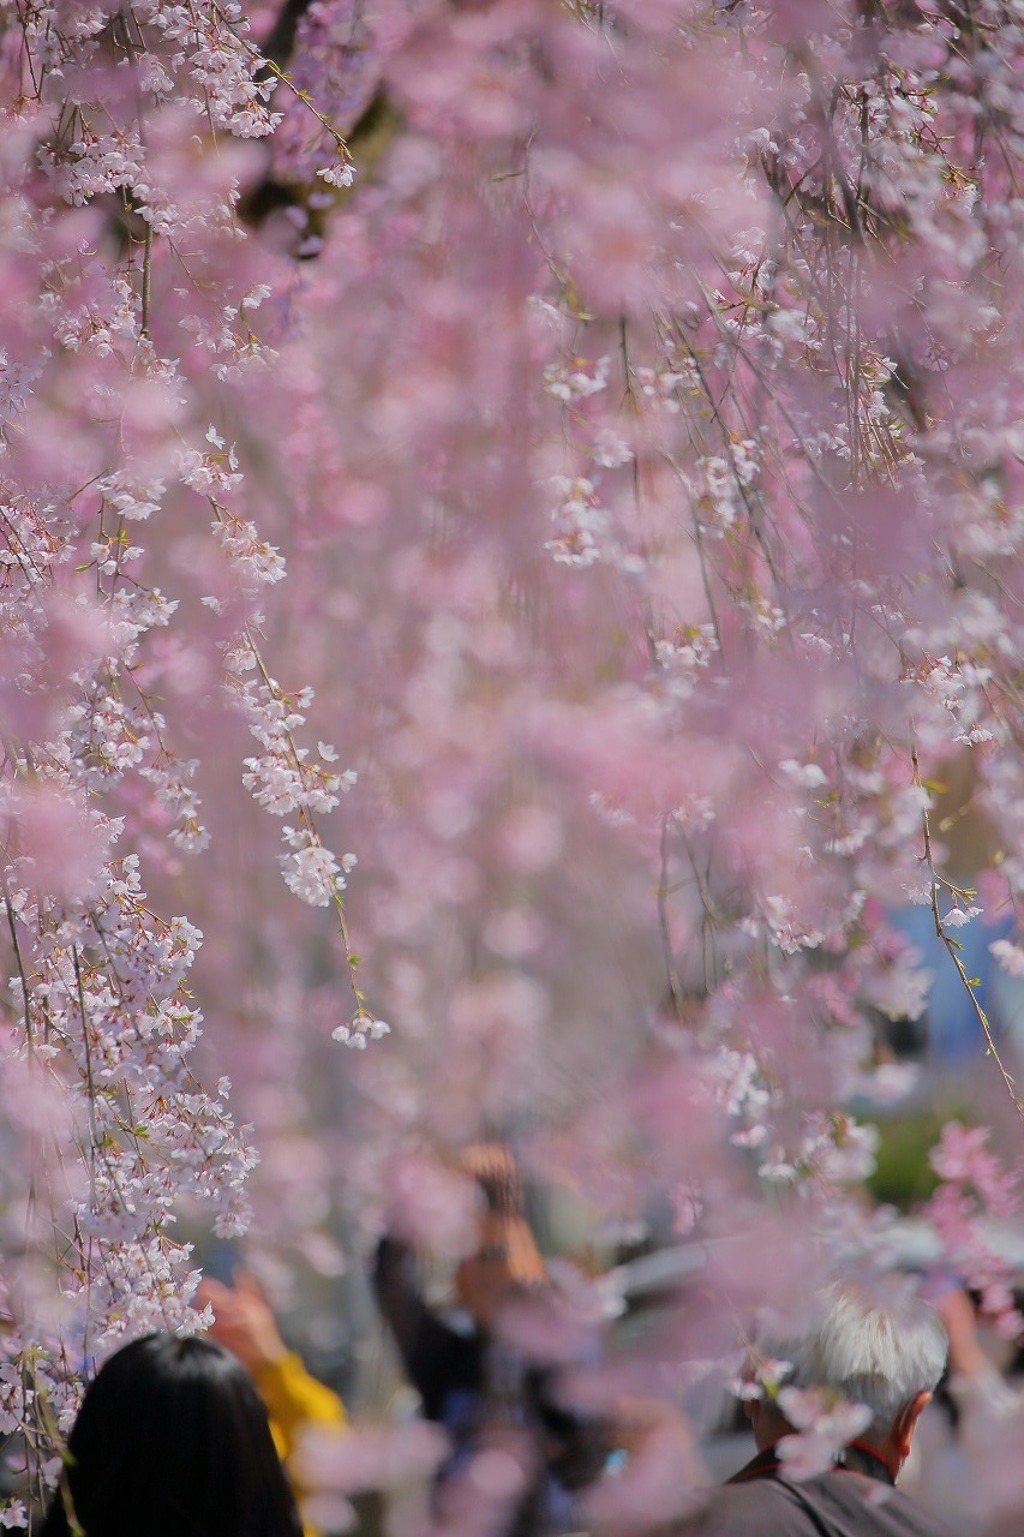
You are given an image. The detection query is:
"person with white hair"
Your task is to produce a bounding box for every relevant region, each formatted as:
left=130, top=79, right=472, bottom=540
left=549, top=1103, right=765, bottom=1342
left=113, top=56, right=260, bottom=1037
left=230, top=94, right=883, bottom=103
left=678, top=1281, right=955, bottom=1537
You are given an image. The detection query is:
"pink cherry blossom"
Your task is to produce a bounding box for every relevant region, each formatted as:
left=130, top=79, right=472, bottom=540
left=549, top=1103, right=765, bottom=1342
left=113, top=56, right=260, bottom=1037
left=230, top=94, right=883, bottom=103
left=3, top=2, right=1024, bottom=1531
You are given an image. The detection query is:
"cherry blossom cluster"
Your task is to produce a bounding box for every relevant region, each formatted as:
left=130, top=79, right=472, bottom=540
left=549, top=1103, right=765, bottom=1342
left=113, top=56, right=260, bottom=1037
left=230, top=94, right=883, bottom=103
left=221, top=3, right=1022, bottom=1174
left=925, top=1121, right=1023, bottom=1337
left=4, top=0, right=1024, bottom=1528
left=239, top=0, right=1024, bottom=1505
left=0, top=0, right=365, bottom=1514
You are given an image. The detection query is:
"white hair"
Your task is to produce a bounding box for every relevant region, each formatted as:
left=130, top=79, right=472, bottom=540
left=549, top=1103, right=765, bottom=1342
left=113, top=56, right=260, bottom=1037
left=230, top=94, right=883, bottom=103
left=761, top=1281, right=949, bottom=1436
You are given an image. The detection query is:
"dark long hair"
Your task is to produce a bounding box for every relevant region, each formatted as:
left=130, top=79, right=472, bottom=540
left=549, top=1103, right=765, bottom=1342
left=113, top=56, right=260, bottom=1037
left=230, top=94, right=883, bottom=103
left=41, top=1333, right=303, bottom=1537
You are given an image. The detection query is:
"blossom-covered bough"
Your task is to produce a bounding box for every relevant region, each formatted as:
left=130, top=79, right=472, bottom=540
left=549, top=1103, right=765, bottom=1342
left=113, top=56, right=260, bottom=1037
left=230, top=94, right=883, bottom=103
left=0, top=0, right=362, bottom=1515
left=2, top=0, right=1024, bottom=1525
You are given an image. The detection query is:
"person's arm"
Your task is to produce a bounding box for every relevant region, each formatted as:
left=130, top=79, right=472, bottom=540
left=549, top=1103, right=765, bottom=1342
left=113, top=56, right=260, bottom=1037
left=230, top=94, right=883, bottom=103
left=373, top=1235, right=480, bottom=1420
left=373, top=1236, right=431, bottom=1368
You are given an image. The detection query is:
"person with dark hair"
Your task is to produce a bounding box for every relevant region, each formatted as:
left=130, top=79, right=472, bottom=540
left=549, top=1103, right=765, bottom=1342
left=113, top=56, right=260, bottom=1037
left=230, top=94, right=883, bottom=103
left=41, top=1332, right=303, bottom=1537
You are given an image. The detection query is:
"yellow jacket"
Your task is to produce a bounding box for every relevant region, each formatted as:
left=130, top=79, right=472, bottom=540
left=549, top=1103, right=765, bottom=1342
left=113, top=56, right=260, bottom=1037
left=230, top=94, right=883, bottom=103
left=257, top=1351, right=347, bottom=1537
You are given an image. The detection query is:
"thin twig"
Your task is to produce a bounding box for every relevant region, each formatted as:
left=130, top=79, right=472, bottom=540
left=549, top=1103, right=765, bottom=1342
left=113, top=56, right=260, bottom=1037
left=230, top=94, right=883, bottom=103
left=911, top=746, right=1024, bottom=1124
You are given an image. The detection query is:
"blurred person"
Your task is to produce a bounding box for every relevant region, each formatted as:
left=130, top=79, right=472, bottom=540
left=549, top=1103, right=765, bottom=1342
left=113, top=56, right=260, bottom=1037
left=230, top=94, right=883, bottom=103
left=199, top=1272, right=347, bottom=1536
left=908, top=1280, right=1024, bottom=1533
left=200, top=1272, right=347, bottom=1460
left=676, top=1282, right=953, bottom=1537
left=374, top=1143, right=611, bottom=1536
left=40, top=1332, right=302, bottom=1537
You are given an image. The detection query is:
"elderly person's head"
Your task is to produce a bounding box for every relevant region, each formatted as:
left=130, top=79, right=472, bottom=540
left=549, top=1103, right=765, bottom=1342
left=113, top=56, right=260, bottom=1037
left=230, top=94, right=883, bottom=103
left=747, top=1281, right=949, bottom=1479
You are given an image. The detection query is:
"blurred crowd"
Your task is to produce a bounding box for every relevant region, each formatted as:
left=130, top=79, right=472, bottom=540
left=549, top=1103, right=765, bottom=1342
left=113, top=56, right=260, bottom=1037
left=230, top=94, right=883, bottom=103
left=32, top=1142, right=1024, bottom=1537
